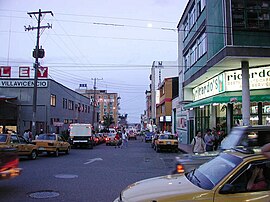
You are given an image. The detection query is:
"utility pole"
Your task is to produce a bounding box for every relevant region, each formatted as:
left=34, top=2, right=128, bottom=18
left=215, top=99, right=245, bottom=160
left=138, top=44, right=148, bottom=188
left=91, top=78, right=103, bottom=130
left=25, top=9, right=53, bottom=137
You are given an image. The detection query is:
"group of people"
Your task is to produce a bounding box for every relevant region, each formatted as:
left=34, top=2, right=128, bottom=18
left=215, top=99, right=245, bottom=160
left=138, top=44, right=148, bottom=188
left=114, top=130, right=128, bottom=149
left=191, top=128, right=225, bottom=153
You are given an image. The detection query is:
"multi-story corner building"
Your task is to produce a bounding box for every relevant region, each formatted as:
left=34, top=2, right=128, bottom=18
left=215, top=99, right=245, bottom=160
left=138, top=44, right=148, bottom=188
left=76, top=89, right=120, bottom=126
left=156, top=77, right=178, bottom=132
left=177, top=0, right=270, bottom=144
left=149, top=61, right=178, bottom=127
left=0, top=78, right=93, bottom=135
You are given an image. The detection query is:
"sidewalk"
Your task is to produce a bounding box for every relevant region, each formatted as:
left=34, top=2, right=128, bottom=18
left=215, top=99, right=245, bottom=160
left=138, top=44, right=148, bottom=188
left=178, top=143, right=193, bottom=154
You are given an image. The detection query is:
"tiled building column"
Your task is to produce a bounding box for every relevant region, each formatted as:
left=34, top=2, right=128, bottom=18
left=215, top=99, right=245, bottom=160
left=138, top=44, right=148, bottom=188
left=242, top=61, right=250, bottom=126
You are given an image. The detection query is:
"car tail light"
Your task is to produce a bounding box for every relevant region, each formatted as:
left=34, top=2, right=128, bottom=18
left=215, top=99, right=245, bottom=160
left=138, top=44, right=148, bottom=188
left=177, top=164, right=185, bottom=173
left=0, top=158, right=19, bottom=172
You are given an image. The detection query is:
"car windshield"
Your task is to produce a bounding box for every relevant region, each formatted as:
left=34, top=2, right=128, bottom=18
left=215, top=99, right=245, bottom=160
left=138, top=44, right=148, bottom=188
left=0, top=134, right=7, bottom=143
left=159, top=135, right=177, bottom=140
left=220, top=128, right=243, bottom=150
left=186, top=153, right=242, bottom=190
left=37, top=134, right=56, bottom=140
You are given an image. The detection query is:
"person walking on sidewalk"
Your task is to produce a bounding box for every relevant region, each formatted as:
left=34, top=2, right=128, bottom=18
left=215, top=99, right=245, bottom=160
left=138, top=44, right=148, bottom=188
left=204, top=129, right=215, bottom=152
left=191, top=131, right=206, bottom=153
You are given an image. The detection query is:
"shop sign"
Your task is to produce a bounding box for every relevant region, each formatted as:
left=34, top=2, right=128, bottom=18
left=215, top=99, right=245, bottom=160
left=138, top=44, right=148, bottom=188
left=165, top=116, right=171, bottom=122
left=0, top=79, right=48, bottom=88
left=53, top=122, right=64, bottom=127
left=159, top=116, right=164, bottom=122
left=225, top=67, right=270, bottom=91
left=193, top=73, right=225, bottom=101
left=0, top=66, right=48, bottom=78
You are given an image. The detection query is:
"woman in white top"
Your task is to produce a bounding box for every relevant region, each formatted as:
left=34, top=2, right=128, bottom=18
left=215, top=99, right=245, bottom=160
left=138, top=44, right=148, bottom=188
left=191, top=131, right=206, bottom=153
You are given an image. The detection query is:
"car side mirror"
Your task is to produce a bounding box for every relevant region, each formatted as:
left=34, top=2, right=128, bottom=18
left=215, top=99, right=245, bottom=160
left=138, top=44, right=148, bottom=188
left=219, top=184, right=235, bottom=194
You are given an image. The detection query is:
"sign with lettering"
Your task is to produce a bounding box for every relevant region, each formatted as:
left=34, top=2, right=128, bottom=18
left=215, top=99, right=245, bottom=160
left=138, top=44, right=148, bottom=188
left=19, top=66, right=30, bottom=78
left=193, top=67, right=270, bottom=101
left=0, top=66, right=11, bottom=77
left=193, top=73, right=225, bottom=101
left=0, top=79, right=48, bottom=88
left=225, top=67, right=270, bottom=91
left=0, top=66, right=48, bottom=78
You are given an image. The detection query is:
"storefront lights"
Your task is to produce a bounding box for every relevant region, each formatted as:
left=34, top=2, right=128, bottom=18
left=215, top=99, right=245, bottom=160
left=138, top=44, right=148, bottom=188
left=200, top=105, right=204, bottom=109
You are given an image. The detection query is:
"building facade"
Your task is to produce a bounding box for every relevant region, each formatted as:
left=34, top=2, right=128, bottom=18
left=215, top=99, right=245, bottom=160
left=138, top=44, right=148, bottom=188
left=0, top=78, right=93, bottom=135
left=177, top=0, right=270, bottom=144
left=156, top=77, right=178, bottom=132
left=149, top=61, right=178, bottom=128
left=76, top=89, right=120, bottom=127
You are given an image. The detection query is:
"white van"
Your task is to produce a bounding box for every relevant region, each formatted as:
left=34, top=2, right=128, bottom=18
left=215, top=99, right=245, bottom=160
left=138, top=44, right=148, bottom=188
left=69, top=123, right=94, bottom=149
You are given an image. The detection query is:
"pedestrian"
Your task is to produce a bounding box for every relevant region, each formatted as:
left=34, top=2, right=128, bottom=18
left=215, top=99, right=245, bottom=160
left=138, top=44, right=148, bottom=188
left=204, top=129, right=215, bottom=152
left=191, top=131, right=206, bottom=153
left=114, top=132, right=121, bottom=148
left=23, top=129, right=30, bottom=141
left=121, top=130, right=128, bottom=148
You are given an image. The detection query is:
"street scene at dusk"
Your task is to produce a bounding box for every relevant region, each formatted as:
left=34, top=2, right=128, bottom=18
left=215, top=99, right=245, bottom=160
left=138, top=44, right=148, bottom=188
left=1, top=0, right=270, bottom=201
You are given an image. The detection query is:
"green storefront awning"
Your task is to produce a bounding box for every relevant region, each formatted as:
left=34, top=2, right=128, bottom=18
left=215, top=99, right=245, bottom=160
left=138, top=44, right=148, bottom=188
left=184, top=91, right=270, bottom=109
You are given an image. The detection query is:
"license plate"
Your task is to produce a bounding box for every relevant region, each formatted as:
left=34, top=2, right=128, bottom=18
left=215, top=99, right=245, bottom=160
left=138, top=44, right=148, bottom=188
left=166, top=142, right=171, bottom=145
left=38, top=147, right=45, bottom=150
left=74, top=140, right=88, bottom=143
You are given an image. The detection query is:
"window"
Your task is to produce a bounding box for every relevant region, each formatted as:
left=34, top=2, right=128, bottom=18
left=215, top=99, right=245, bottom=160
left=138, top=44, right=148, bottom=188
left=50, top=94, right=56, bottom=107
left=68, top=100, right=74, bottom=110
left=63, top=98, right=67, bottom=109
left=189, top=5, right=196, bottom=30
left=232, top=0, right=270, bottom=30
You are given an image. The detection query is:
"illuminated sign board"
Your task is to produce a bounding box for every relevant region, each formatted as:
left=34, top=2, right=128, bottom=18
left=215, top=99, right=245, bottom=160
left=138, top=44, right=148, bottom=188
left=193, top=73, right=225, bottom=101
left=193, top=67, right=270, bottom=101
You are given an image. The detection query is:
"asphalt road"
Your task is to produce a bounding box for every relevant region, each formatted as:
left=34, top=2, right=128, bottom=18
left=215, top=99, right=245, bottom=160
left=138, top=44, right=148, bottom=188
left=0, top=138, right=181, bottom=202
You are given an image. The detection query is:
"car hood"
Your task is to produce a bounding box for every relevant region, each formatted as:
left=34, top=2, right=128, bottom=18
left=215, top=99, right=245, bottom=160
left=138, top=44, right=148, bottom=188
left=120, top=174, right=212, bottom=201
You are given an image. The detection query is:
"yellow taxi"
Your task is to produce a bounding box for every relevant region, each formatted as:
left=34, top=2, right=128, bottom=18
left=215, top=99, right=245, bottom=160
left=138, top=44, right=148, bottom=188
left=32, top=133, right=71, bottom=157
left=0, top=133, right=38, bottom=160
left=114, top=148, right=270, bottom=202
left=154, top=133, right=178, bottom=153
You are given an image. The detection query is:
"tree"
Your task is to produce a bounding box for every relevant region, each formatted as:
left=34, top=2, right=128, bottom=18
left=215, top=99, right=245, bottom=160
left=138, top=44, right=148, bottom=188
left=103, top=115, right=114, bottom=129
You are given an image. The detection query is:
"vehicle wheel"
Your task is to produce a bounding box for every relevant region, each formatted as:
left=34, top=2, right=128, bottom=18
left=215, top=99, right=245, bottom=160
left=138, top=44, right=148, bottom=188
left=65, top=147, right=71, bottom=154
left=30, top=150, right=37, bottom=160
left=54, top=149, right=59, bottom=157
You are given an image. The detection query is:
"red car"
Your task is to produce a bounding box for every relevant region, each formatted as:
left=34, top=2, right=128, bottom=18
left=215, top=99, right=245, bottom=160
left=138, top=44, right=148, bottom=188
left=0, top=147, right=22, bottom=180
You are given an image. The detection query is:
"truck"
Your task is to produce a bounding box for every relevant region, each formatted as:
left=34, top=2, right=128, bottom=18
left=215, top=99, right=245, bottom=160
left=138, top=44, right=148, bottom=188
left=68, top=123, right=94, bottom=149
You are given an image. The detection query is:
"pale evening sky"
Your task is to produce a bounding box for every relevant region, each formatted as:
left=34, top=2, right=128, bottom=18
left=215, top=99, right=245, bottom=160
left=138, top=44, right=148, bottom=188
left=0, top=0, right=189, bottom=123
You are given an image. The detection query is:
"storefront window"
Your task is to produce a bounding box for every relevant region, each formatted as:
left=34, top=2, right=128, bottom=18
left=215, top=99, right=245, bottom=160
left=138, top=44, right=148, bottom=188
left=195, top=106, right=210, bottom=135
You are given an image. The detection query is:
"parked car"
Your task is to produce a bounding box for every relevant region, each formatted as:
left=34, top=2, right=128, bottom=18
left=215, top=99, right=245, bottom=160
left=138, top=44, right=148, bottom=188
left=154, top=133, right=178, bottom=152
left=0, top=146, right=22, bottom=180
left=114, top=148, right=270, bottom=202
left=0, top=133, right=38, bottom=160
left=173, top=125, right=270, bottom=174
left=144, top=132, right=154, bottom=142
left=32, top=133, right=71, bottom=157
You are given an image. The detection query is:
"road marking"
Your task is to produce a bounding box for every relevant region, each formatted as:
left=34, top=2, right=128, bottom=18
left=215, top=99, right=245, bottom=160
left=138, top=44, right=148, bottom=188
left=84, top=158, right=103, bottom=165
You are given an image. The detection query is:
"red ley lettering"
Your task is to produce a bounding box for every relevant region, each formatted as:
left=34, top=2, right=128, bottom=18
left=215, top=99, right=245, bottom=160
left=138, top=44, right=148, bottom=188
left=19, top=66, right=30, bottom=78
left=37, top=66, right=48, bottom=78
left=0, top=66, right=11, bottom=77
